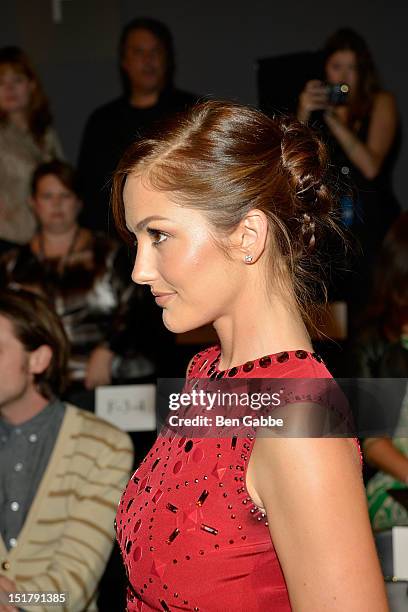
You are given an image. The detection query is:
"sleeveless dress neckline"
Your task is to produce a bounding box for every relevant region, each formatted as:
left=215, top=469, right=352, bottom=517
left=188, top=344, right=325, bottom=380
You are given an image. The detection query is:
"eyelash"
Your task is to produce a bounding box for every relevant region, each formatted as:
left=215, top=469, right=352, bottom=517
left=147, top=228, right=169, bottom=246
left=131, top=228, right=169, bottom=250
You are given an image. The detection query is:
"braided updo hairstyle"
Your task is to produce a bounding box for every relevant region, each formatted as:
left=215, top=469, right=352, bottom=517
left=112, top=100, right=340, bottom=330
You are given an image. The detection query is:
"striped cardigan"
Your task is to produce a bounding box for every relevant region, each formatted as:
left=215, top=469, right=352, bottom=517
left=0, top=404, right=133, bottom=611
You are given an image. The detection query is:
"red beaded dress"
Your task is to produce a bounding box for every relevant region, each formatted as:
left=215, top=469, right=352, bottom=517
left=116, top=346, right=332, bottom=611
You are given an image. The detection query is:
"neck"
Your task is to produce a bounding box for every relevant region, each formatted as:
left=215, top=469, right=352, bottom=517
left=0, top=387, right=49, bottom=426
left=129, top=88, right=160, bottom=109
left=8, top=110, right=29, bottom=131
left=40, top=225, right=79, bottom=257
left=213, top=275, right=312, bottom=370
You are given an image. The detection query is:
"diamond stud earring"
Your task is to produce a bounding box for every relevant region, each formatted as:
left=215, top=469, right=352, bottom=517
left=244, top=255, right=253, bottom=263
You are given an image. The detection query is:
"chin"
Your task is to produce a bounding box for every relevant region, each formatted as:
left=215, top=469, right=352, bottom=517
left=162, top=315, right=194, bottom=334
left=162, top=311, right=210, bottom=335
left=140, top=78, right=161, bottom=92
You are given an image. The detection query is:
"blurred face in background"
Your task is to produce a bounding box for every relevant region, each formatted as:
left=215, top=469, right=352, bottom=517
left=0, top=64, right=34, bottom=115
left=121, top=28, right=167, bottom=95
left=325, top=50, right=358, bottom=94
left=0, top=314, right=31, bottom=410
left=32, top=174, right=81, bottom=235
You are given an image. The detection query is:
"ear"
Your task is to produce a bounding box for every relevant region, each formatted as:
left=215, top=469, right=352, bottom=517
left=28, top=345, right=52, bottom=376
left=229, top=209, right=269, bottom=263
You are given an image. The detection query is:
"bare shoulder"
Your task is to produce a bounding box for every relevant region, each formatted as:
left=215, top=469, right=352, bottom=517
left=255, top=435, right=361, bottom=469
left=249, top=436, right=361, bottom=507
left=247, top=436, right=387, bottom=610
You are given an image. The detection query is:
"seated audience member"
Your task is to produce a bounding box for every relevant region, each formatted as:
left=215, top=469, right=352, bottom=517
left=0, top=46, right=63, bottom=246
left=349, top=213, right=408, bottom=530
left=77, top=17, right=197, bottom=233
left=0, top=160, right=158, bottom=408
left=297, top=29, right=399, bottom=321
left=0, top=288, right=133, bottom=611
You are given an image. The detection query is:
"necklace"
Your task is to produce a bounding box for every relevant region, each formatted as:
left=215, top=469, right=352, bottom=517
left=38, top=226, right=81, bottom=274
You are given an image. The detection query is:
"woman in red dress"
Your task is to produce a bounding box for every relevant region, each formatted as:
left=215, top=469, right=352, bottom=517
left=112, top=101, right=388, bottom=611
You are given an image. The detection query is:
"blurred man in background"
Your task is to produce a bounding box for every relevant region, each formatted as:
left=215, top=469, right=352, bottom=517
left=0, top=289, right=133, bottom=611
left=77, top=17, right=197, bottom=233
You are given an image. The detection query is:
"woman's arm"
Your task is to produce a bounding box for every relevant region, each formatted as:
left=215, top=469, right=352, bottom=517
left=324, top=92, right=398, bottom=180
left=364, top=437, right=408, bottom=484
left=249, top=436, right=388, bottom=611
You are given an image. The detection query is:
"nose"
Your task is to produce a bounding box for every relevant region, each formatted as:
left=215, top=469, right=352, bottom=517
left=131, top=245, right=158, bottom=286
left=338, top=68, right=349, bottom=83
left=50, top=196, right=63, bottom=210
left=141, top=50, right=159, bottom=67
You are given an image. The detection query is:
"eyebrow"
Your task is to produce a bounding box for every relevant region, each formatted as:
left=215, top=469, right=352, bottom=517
left=131, top=215, right=171, bottom=232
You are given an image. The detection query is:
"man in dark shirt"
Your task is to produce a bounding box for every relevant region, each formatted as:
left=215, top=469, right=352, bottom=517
left=77, top=18, right=197, bottom=233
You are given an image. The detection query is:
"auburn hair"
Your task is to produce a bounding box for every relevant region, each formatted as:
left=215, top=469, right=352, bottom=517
left=112, top=100, right=341, bottom=331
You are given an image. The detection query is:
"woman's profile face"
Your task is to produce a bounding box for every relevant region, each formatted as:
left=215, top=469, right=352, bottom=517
left=32, top=174, right=81, bottom=235
left=123, top=174, right=241, bottom=334
left=325, top=50, right=358, bottom=93
left=0, top=66, right=34, bottom=115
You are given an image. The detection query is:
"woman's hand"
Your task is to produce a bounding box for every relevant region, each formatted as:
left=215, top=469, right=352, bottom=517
left=84, top=345, right=114, bottom=390
left=297, top=80, right=328, bottom=122
left=247, top=436, right=388, bottom=611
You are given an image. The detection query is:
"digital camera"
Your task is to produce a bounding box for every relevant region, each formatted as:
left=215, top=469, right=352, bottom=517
left=327, top=82, right=349, bottom=105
